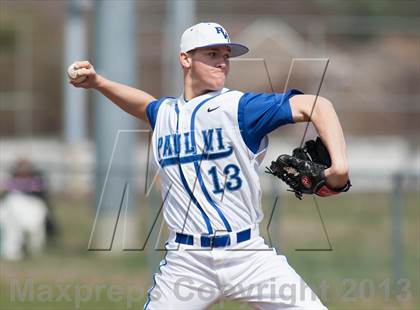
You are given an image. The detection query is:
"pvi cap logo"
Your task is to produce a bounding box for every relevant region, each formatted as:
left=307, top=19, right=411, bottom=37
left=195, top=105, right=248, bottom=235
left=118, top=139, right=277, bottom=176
left=215, top=27, right=230, bottom=41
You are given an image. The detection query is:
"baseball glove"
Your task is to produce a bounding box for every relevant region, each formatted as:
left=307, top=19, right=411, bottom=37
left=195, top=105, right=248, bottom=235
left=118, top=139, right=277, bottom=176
left=266, top=137, right=351, bottom=199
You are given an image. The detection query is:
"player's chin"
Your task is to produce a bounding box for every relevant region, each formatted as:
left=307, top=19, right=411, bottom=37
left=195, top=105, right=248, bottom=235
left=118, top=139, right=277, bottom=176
left=209, top=77, right=226, bottom=90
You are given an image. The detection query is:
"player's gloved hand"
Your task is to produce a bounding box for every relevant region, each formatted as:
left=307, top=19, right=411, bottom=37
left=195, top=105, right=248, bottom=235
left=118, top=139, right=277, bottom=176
left=68, top=61, right=102, bottom=89
left=266, top=137, right=351, bottom=199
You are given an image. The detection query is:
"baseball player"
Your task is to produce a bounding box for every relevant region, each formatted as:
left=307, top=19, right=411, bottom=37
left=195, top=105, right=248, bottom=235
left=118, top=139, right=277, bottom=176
left=70, top=22, right=349, bottom=309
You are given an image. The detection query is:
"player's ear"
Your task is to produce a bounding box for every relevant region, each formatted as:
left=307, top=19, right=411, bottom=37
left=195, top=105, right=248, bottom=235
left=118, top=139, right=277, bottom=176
left=179, top=52, right=192, bottom=69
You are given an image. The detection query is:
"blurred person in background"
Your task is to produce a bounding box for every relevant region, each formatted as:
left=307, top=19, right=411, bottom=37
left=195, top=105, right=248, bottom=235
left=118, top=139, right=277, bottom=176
left=0, top=158, right=56, bottom=260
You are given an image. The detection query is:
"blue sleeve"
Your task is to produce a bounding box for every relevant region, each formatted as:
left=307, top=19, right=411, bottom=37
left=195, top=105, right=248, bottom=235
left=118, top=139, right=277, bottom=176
left=238, top=89, right=303, bottom=153
left=146, top=97, right=173, bottom=129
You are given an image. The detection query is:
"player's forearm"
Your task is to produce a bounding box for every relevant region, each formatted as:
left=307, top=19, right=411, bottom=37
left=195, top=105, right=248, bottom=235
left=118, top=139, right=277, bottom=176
left=94, top=75, right=156, bottom=123
left=310, top=98, right=349, bottom=187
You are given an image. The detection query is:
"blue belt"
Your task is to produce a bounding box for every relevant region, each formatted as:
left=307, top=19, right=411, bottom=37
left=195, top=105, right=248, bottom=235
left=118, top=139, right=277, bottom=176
left=175, top=228, right=251, bottom=248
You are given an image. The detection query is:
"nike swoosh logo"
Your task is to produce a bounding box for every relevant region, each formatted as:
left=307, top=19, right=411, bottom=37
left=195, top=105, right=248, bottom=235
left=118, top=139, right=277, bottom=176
left=207, top=106, right=220, bottom=113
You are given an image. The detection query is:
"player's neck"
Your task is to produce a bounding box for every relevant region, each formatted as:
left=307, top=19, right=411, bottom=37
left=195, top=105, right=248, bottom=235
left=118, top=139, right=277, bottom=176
left=183, top=88, right=208, bottom=101
left=183, top=81, right=222, bottom=101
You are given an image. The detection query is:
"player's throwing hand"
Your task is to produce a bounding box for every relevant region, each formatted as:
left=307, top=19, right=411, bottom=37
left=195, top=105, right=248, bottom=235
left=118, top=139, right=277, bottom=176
left=67, top=61, right=101, bottom=89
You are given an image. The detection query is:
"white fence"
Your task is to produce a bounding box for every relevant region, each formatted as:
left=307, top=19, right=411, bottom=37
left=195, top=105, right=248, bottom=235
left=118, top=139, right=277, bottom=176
left=0, top=137, right=419, bottom=194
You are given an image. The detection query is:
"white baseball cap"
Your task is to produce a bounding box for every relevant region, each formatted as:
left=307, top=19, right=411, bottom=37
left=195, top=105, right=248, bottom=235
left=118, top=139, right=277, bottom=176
left=180, top=22, right=249, bottom=57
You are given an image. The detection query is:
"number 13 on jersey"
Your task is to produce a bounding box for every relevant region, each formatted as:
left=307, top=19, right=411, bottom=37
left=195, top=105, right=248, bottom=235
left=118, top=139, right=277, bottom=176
left=208, top=164, right=242, bottom=194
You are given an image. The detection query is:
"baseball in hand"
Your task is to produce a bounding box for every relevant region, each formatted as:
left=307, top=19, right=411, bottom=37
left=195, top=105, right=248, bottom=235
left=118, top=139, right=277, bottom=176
left=67, top=63, right=87, bottom=83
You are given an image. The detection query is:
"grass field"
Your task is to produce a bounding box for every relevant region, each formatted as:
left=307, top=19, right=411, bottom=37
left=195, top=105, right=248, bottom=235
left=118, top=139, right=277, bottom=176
left=0, top=191, right=418, bottom=310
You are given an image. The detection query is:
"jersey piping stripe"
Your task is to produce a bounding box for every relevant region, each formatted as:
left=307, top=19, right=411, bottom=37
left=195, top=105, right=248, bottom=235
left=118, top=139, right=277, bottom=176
left=190, top=92, right=230, bottom=148
left=174, top=103, right=213, bottom=234
left=143, top=242, right=169, bottom=309
left=190, top=91, right=233, bottom=232
left=193, top=161, right=232, bottom=232
left=178, top=164, right=214, bottom=234
left=146, top=96, right=175, bottom=129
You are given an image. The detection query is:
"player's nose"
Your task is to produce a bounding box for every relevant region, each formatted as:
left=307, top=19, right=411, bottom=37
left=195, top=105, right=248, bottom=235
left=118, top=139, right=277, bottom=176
left=216, top=59, right=228, bottom=70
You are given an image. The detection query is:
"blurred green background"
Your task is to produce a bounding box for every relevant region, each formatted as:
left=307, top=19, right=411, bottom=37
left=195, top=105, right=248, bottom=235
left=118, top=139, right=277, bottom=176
left=0, top=192, right=418, bottom=309
left=0, top=0, right=419, bottom=309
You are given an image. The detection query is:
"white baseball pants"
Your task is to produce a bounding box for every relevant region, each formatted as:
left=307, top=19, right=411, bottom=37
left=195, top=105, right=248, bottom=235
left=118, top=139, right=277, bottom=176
left=144, top=234, right=327, bottom=309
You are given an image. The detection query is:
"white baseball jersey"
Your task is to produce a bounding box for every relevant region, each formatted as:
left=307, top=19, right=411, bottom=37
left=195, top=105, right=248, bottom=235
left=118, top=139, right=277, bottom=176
left=144, top=88, right=329, bottom=310
left=146, top=87, right=301, bottom=235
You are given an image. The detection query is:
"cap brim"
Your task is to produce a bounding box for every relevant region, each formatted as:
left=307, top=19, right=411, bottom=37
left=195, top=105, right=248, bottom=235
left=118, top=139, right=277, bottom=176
left=228, top=43, right=249, bottom=57
left=191, top=42, right=249, bottom=57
